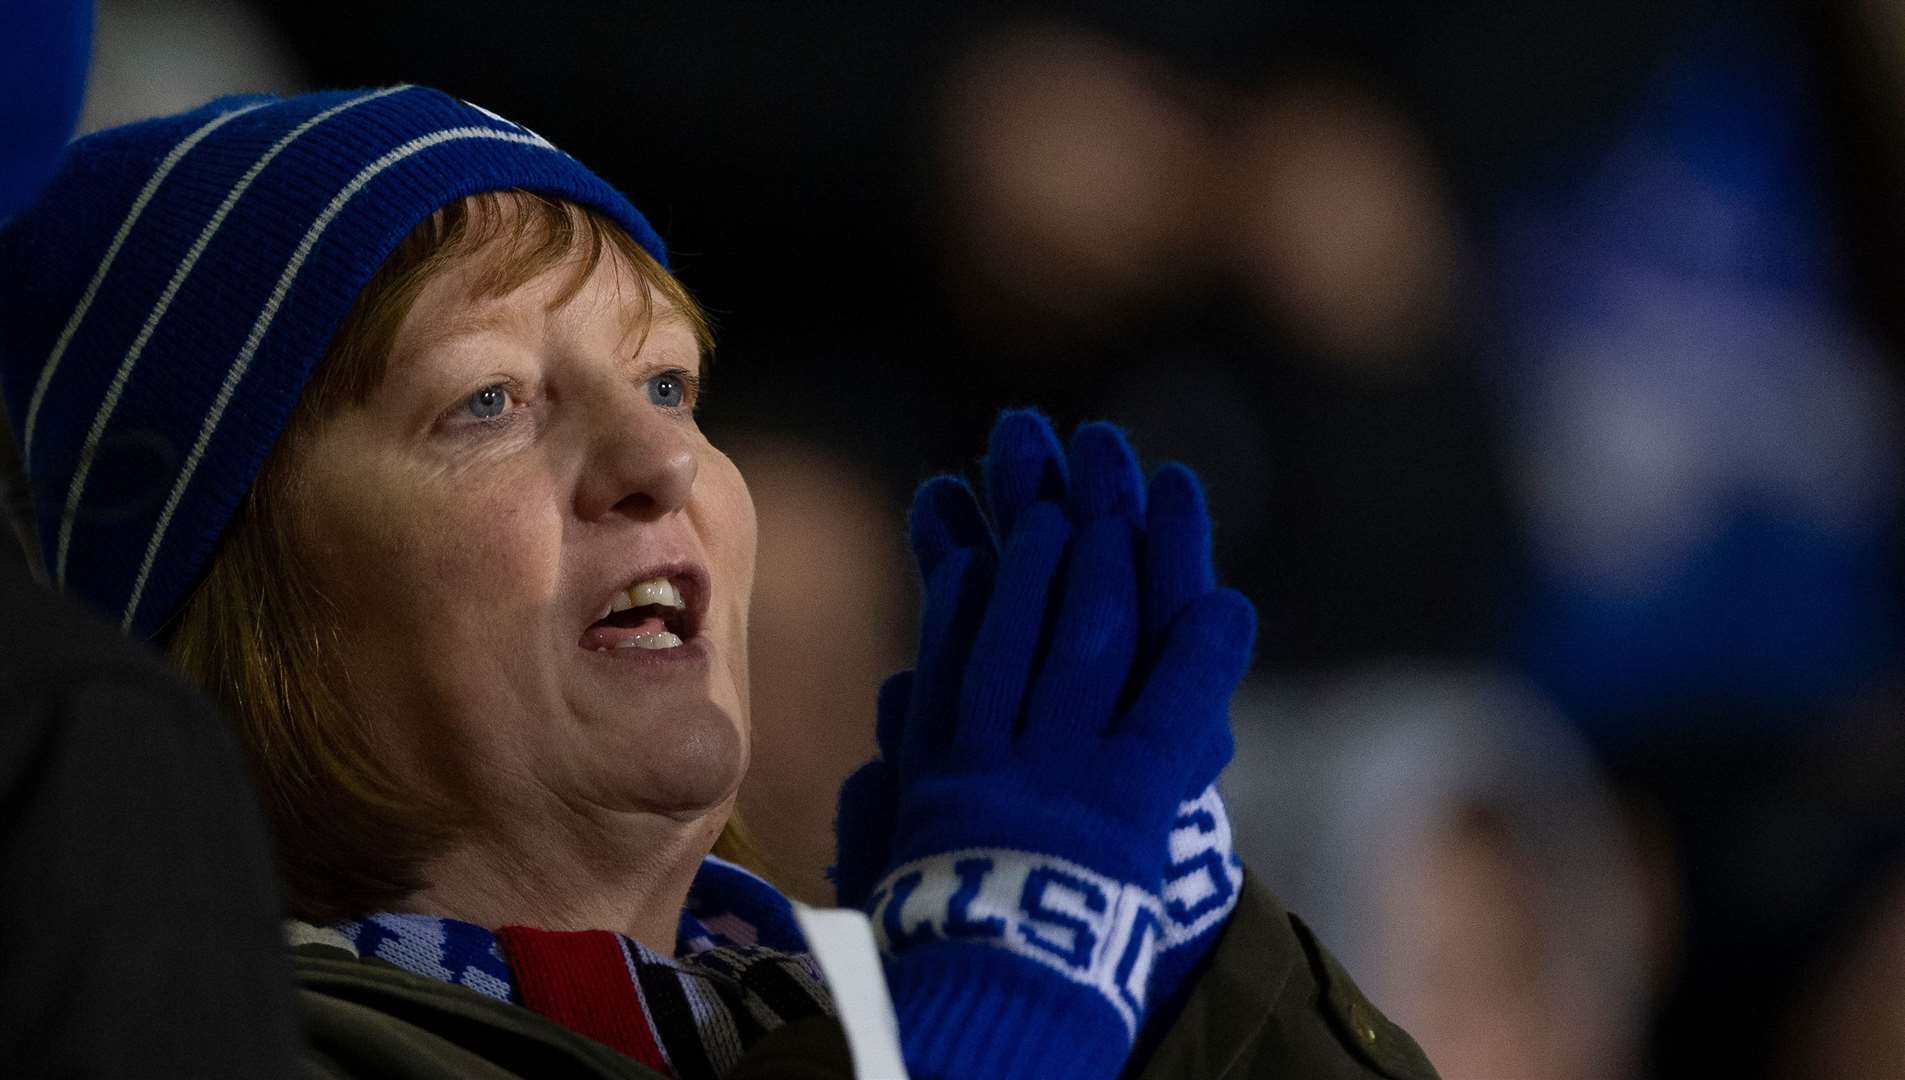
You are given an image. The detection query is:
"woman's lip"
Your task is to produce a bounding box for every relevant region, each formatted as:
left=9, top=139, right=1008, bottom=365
left=580, top=614, right=679, bottom=651
left=578, top=633, right=712, bottom=670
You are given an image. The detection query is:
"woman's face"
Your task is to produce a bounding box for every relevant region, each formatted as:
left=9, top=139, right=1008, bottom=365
left=288, top=238, right=756, bottom=828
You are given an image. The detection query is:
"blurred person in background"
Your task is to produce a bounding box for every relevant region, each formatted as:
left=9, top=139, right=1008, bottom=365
left=931, top=7, right=1905, bottom=1079
left=936, top=10, right=1905, bottom=1080
left=1490, top=10, right=1905, bottom=1076
left=724, top=436, right=912, bottom=904
left=1226, top=668, right=1666, bottom=1080
left=77, top=0, right=306, bottom=132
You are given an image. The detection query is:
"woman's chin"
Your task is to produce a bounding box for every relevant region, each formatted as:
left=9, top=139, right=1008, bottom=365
left=586, top=705, right=749, bottom=817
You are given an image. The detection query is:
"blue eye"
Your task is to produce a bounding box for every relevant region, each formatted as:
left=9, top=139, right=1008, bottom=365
left=648, top=371, right=687, bottom=408
left=466, top=384, right=509, bottom=419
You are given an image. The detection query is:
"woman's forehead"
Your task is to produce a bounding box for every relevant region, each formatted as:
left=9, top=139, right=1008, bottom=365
left=397, top=246, right=697, bottom=366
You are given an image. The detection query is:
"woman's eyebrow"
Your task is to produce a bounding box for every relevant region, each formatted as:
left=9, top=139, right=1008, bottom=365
left=616, top=303, right=700, bottom=362
left=402, top=303, right=528, bottom=360
left=646, top=306, right=694, bottom=336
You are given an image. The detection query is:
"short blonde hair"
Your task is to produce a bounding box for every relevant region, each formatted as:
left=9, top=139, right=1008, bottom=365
left=170, top=191, right=759, bottom=919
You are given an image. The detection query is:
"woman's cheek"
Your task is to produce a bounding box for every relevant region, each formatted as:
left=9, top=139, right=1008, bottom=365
left=711, top=451, right=760, bottom=580
left=362, top=478, right=540, bottom=624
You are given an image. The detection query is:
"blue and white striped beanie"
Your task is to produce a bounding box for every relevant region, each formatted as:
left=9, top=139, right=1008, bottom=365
left=0, top=86, right=667, bottom=641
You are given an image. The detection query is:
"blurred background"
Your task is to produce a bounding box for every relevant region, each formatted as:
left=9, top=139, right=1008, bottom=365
left=18, top=1, right=1905, bottom=1076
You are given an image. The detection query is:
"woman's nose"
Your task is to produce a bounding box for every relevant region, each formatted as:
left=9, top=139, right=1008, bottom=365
left=574, top=390, right=698, bottom=521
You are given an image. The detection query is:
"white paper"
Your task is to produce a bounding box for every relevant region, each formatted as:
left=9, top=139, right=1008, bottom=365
left=792, top=904, right=910, bottom=1079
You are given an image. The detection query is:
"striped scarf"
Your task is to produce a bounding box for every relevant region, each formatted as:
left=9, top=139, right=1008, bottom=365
left=301, top=857, right=834, bottom=1079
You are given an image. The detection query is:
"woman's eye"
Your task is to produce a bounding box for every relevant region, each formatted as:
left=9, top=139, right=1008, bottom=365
left=465, top=384, right=509, bottom=420
left=647, top=371, right=688, bottom=409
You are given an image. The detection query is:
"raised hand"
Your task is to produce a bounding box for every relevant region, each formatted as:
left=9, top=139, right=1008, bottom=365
left=834, top=410, right=1255, bottom=1080
left=976, top=412, right=1252, bottom=1026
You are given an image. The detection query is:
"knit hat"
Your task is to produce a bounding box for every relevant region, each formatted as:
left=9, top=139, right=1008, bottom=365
left=0, top=0, right=91, bottom=223
left=0, top=86, right=666, bottom=640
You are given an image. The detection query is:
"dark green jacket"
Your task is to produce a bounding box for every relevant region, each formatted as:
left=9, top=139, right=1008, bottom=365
left=292, top=876, right=1438, bottom=1080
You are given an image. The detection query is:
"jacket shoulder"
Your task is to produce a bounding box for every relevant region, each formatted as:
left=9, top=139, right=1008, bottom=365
left=1135, top=874, right=1440, bottom=1080
left=1285, top=911, right=1441, bottom=1080
left=291, top=946, right=855, bottom=1080
left=293, top=947, right=667, bottom=1080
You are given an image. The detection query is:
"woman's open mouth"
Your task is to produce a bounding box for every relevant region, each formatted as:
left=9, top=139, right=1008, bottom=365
left=580, top=569, right=705, bottom=653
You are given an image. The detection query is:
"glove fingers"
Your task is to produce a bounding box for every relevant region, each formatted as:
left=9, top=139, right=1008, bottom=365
left=1023, top=515, right=1138, bottom=744
left=983, top=408, right=1069, bottom=539
left=838, top=671, right=915, bottom=908
left=909, top=474, right=992, bottom=581
left=1067, top=421, right=1144, bottom=524
left=958, top=501, right=1071, bottom=747
left=1123, top=588, right=1256, bottom=790
left=1141, top=464, right=1215, bottom=654
left=905, top=545, right=995, bottom=767
left=830, top=758, right=900, bottom=908
left=874, top=669, right=913, bottom=767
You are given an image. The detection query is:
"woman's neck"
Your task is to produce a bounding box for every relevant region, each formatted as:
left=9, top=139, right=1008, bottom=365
left=402, top=801, right=730, bottom=954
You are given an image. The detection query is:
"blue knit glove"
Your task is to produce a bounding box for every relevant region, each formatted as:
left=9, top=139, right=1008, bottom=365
left=1129, top=450, right=1250, bottom=1034
left=988, top=414, right=1248, bottom=1013
left=833, top=414, right=1251, bottom=991
left=830, top=671, right=908, bottom=910
left=841, top=412, right=1255, bottom=1080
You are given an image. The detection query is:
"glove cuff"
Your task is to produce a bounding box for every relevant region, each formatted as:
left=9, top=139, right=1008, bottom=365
left=886, top=940, right=1133, bottom=1080
left=865, top=848, right=1170, bottom=1037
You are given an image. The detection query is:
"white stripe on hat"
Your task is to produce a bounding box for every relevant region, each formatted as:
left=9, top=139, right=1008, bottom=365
left=51, top=87, right=413, bottom=586
left=461, top=99, right=556, bottom=149
left=120, top=126, right=557, bottom=631
left=20, top=100, right=271, bottom=466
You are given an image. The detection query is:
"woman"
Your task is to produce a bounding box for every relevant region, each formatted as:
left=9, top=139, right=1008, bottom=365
left=0, top=87, right=1437, bottom=1079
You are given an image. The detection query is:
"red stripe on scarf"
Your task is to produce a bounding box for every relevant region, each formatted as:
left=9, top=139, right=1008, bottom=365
left=495, top=926, right=672, bottom=1076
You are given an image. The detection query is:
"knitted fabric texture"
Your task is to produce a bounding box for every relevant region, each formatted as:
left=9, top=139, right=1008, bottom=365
left=312, top=857, right=832, bottom=1080
left=0, top=0, right=91, bottom=223
left=0, top=85, right=665, bottom=640
left=833, top=412, right=1257, bottom=1080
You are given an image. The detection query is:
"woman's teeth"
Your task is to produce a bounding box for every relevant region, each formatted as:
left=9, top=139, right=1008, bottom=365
left=614, top=631, right=684, bottom=650
left=607, top=576, right=686, bottom=616
left=595, top=577, right=687, bottom=649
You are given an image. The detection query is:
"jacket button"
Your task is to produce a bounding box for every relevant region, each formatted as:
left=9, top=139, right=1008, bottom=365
left=1350, top=1002, right=1379, bottom=1043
